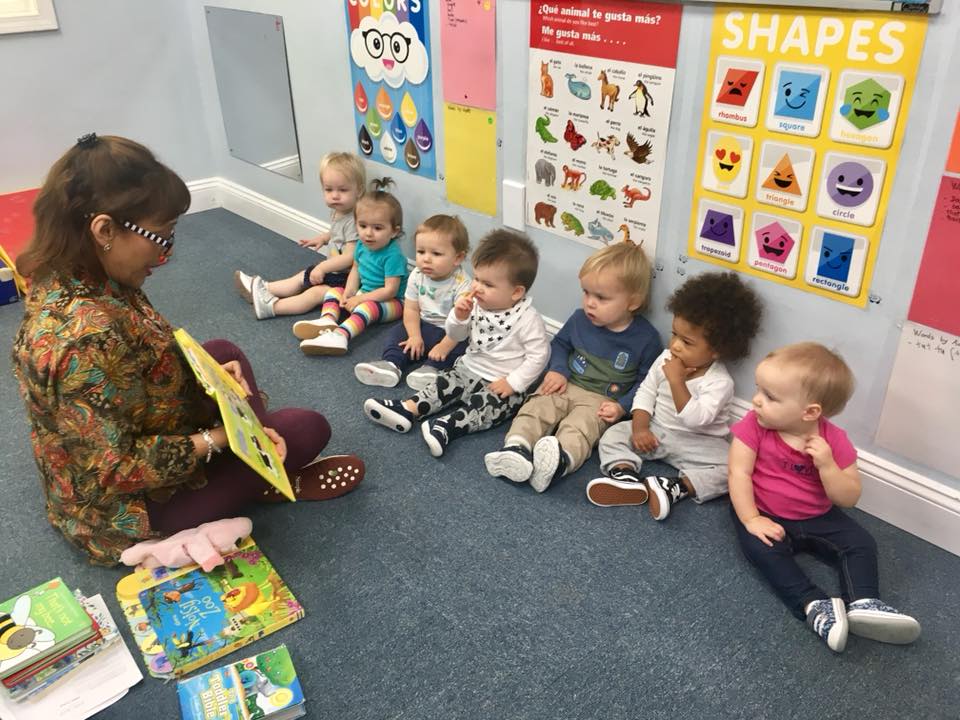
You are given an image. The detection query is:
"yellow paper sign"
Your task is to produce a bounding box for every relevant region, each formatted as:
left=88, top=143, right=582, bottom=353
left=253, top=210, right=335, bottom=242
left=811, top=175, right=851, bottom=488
left=174, top=329, right=294, bottom=501
left=688, top=7, right=927, bottom=306
left=444, top=102, right=497, bottom=216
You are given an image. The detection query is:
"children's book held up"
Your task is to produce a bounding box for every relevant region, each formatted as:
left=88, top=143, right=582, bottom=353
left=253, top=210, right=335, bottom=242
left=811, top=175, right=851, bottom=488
left=174, top=328, right=295, bottom=501
left=177, top=644, right=305, bottom=720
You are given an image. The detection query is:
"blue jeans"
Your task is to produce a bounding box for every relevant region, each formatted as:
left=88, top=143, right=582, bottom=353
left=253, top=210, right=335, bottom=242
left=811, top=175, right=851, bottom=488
left=381, top=319, right=466, bottom=371
left=732, top=505, right=879, bottom=620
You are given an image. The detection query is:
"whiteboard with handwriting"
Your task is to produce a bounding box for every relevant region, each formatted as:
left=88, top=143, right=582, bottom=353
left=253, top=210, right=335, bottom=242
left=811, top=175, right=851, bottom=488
left=876, top=321, right=960, bottom=477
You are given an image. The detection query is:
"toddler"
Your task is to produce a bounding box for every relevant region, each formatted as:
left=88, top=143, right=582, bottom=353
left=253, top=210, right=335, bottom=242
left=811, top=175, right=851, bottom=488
left=730, top=342, right=920, bottom=652
left=485, top=240, right=661, bottom=492
left=235, top=152, right=364, bottom=319
left=354, top=214, right=471, bottom=390
left=363, top=230, right=549, bottom=457
left=587, top=271, right=762, bottom=520
left=294, top=177, right=408, bottom=356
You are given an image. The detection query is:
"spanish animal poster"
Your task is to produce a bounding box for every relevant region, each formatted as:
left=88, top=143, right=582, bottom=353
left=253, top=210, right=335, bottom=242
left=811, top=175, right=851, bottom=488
left=344, top=0, right=436, bottom=178
left=526, top=0, right=681, bottom=252
left=688, top=7, right=927, bottom=306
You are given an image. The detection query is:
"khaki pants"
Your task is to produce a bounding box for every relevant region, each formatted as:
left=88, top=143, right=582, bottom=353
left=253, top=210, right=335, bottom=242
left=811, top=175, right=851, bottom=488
left=506, top=383, right=612, bottom=472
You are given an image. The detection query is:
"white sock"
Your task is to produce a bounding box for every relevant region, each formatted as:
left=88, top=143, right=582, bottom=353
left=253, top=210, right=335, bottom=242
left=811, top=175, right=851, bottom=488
left=504, top=435, right=530, bottom=451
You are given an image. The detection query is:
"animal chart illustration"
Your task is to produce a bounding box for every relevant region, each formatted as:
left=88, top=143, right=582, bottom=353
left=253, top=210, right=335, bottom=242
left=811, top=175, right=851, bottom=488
left=688, top=6, right=927, bottom=306
left=345, top=1, right=436, bottom=178
left=526, top=0, right=681, bottom=251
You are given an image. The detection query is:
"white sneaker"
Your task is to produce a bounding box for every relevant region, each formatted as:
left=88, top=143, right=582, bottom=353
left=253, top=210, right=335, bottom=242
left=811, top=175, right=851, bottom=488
left=292, top=317, right=339, bottom=340
left=251, top=276, right=277, bottom=319
left=300, top=332, right=348, bottom=356
left=234, top=270, right=254, bottom=303
left=406, top=366, right=439, bottom=391
left=355, top=361, right=401, bottom=387
left=846, top=598, right=921, bottom=645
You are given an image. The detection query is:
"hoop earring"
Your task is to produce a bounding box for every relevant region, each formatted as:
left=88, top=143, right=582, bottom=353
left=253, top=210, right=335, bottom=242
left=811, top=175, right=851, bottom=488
left=103, top=243, right=112, bottom=252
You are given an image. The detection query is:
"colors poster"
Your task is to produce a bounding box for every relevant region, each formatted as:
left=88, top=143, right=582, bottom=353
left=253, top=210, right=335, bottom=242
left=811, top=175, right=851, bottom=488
left=526, top=1, right=682, bottom=253
left=344, top=0, right=436, bottom=178
left=688, top=8, right=927, bottom=306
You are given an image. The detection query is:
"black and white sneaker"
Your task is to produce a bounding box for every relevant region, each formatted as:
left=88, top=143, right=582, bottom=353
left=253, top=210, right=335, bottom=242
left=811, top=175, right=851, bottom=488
left=586, top=466, right=648, bottom=507
left=806, top=598, right=848, bottom=652
left=363, top=398, right=414, bottom=433
left=646, top=476, right=690, bottom=520
left=421, top=418, right=450, bottom=457
left=484, top=445, right=533, bottom=482
left=529, top=436, right=568, bottom=493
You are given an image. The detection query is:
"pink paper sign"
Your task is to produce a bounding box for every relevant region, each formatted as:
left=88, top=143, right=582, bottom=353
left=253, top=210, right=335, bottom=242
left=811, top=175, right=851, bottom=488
left=440, top=0, right=497, bottom=110
left=908, top=174, right=960, bottom=336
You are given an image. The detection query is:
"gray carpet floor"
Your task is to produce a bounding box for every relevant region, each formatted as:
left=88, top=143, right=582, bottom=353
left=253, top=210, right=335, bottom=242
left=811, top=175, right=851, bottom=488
left=2, top=208, right=958, bottom=719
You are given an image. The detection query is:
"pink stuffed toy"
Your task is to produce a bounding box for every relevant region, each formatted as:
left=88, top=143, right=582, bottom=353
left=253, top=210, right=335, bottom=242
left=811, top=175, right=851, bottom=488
left=119, top=517, right=253, bottom=571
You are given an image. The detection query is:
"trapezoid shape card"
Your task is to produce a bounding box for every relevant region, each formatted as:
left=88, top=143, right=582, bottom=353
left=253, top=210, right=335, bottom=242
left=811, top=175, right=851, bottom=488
left=694, top=199, right=744, bottom=263
left=765, top=63, right=830, bottom=138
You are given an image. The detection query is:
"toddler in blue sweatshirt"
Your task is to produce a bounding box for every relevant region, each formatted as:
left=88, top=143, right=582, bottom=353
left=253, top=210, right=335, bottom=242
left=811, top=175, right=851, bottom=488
left=484, top=240, right=661, bottom=491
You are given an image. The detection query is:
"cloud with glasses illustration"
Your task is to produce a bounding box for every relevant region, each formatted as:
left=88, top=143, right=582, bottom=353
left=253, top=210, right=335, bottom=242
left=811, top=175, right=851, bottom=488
left=351, top=14, right=428, bottom=89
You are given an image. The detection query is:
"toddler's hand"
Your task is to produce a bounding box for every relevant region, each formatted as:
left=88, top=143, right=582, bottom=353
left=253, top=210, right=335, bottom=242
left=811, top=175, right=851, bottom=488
left=262, top=427, right=288, bottom=463
left=427, top=344, right=449, bottom=362
left=744, top=515, right=785, bottom=547
left=341, top=295, right=363, bottom=312
left=299, top=232, right=330, bottom=250
left=597, top=401, right=625, bottom=423
left=400, top=336, right=425, bottom=360
left=536, top=371, right=567, bottom=396
left=454, top=290, right=476, bottom=321
left=631, top=427, right=659, bottom=453
left=804, top=434, right=835, bottom=470
left=663, top=354, right=695, bottom=384
left=308, top=265, right=326, bottom=285
left=487, top=377, right=514, bottom=398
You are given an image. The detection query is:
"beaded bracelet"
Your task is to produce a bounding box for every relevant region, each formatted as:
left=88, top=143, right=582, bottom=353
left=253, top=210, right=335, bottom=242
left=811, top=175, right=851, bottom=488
left=200, top=428, right=222, bottom=463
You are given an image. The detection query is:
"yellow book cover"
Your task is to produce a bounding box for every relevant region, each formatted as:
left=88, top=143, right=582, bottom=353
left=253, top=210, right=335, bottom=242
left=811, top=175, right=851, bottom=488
left=174, top=329, right=294, bottom=501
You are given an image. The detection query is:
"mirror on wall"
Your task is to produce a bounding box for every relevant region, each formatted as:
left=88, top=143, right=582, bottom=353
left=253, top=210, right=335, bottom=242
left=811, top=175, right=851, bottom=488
left=205, top=7, right=303, bottom=181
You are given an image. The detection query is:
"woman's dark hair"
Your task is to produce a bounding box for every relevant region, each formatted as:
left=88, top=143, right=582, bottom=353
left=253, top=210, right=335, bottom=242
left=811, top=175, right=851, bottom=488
left=17, top=135, right=190, bottom=280
left=667, top=271, right=763, bottom=361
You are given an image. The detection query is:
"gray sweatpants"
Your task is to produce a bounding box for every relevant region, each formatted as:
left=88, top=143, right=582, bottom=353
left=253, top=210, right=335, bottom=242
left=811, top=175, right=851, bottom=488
left=597, top=419, right=731, bottom=502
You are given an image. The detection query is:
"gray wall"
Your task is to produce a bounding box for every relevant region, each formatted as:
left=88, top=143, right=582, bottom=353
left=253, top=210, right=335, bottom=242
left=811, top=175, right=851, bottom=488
left=188, top=1, right=960, bottom=490
left=0, top=0, right=216, bottom=192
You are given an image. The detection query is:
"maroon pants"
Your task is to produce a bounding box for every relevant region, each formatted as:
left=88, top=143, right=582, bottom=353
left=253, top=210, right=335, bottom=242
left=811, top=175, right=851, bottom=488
left=146, top=339, right=330, bottom=533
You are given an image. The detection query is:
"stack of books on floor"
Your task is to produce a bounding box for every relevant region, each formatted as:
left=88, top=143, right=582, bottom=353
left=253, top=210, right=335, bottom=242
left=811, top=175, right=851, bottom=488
left=0, top=577, right=142, bottom=719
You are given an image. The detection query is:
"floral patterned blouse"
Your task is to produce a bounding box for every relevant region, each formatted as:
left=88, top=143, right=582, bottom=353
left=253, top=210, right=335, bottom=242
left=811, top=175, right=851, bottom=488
left=12, top=271, right=216, bottom=565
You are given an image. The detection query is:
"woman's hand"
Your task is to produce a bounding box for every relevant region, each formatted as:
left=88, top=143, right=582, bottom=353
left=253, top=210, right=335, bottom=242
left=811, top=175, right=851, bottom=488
left=221, top=360, right=251, bottom=397
left=263, top=427, right=287, bottom=463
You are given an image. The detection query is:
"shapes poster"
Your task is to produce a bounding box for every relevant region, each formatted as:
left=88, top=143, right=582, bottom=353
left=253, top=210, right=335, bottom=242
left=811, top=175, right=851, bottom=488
left=526, top=1, right=681, bottom=253
left=345, top=0, right=436, bottom=178
left=688, top=7, right=927, bottom=306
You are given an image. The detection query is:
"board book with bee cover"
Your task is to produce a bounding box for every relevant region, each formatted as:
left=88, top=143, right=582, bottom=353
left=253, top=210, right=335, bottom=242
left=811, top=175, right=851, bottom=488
left=174, top=328, right=295, bottom=501
left=115, top=538, right=303, bottom=678
left=176, top=643, right=305, bottom=720
left=0, top=578, right=96, bottom=681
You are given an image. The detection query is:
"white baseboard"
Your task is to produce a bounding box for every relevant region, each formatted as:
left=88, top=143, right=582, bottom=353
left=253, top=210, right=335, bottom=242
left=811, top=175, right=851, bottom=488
left=186, top=176, right=960, bottom=557
left=187, top=177, right=327, bottom=240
